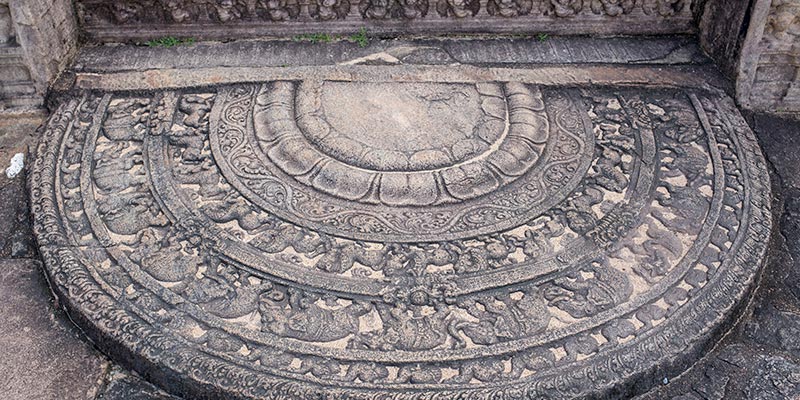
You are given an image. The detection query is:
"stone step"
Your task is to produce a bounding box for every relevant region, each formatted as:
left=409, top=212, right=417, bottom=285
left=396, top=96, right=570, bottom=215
left=0, top=44, right=24, bottom=56
left=0, top=80, right=37, bottom=97
left=0, top=46, right=32, bottom=88
left=0, top=64, right=32, bottom=82
left=0, top=57, right=27, bottom=68
left=72, top=36, right=711, bottom=73
left=1, top=95, right=42, bottom=109
left=0, top=45, right=26, bottom=65
left=0, top=43, right=38, bottom=109
left=0, top=260, right=107, bottom=400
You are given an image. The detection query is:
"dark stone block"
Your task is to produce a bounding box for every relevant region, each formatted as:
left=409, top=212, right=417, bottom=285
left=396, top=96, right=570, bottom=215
left=698, top=0, right=751, bottom=78
left=0, top=259, right=107, bottom=400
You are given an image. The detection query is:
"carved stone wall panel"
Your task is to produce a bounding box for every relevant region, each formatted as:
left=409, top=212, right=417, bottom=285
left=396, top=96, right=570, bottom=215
left=31, top=73, right=771, bottom=399
left=697, top=0, right=751, bottom=79
left=74, top=0, right=697, bottom=41
left=0, top=2, right=14, bottom=44
left=736, top=0, right=800, bottom=113
left=1, top=0, right=78, bottom=109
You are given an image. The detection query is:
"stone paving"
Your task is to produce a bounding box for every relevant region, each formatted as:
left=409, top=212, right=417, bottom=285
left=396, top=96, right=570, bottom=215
left=1, top=36, right=798, bottom=400
left=0, top=258, right=107, bottom=400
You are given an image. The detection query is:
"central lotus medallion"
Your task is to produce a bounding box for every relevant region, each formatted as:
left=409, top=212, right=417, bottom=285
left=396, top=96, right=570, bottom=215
left=211, top=80, right=592, bottom=242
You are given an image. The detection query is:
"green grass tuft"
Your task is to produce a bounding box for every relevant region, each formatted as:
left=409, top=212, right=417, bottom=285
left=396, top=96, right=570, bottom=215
left=349, top=28, right=369, bottom=48
left=145, top=36, right=196, bottom=48
left=293, top=33, right=335, bottom=43
left=292, top=29, right=369, bottom=47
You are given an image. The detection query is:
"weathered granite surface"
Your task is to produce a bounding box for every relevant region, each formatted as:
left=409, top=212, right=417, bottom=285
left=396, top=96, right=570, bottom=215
left=0, top=109, right=106, bottom=400
left=0, top=173, right=35, bottom=258
left=0, top=111, right=791, bottom=400
left=3, top=108, right=795, bottom=400
left=72, top=35, right=710, bottom=72
left=697, top=0, right=751, bottom=79
left=6, top=0, right=78, bottom=95
left=29, top=40, right=773, bottom=399
left=736, top=0, right=800, bottom=114
left=0, top=110, right=40, bottom=257
left=1, top=0, right=79, bottom=110
left=0, top=2, right=14, bottom=45
left=74, top=0, right=699, bottom=41
left=58, top=37, right=730, bottom=100
left=0, top=36, right=796, bottom=400
left=95, top=366, right=179, bottom=400
left=0, top=106, right=178, bottom=400
left=0, top=9, right=38, bottom=110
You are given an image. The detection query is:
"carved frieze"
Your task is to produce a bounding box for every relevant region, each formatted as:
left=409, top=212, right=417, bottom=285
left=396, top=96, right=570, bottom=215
left=763, top=0, right=800, bottom=53
left=736, top=0, right=800, bottom=112
left=75, top=0, right=696, bottom=39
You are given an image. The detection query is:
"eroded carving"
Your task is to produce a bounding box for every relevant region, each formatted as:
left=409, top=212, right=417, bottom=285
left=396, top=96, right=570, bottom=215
left=763, top=0, right=800, bottom=52
left=74, top=0, right=696, bottom=37
left=309, top=0, right=350, bottom=20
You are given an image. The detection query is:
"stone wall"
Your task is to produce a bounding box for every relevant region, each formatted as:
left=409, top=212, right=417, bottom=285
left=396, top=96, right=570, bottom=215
left=10, top=0, right=79, bottom=94
left=0, top=0, right=78, bottom=110
left=0, top=1, right=37, bottom=109
left=737, top=0, right=800, bottom=113
left=697, top=0, right=799, bottom=114
left=74, top=0, right=699, bottom=41
left=697, top=0, right=751, bottom=79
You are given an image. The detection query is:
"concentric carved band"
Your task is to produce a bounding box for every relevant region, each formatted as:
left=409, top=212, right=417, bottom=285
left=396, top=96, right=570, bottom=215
left=255, top=80, right=549, bottom=206
left=212, top=80, right=592, bottom=242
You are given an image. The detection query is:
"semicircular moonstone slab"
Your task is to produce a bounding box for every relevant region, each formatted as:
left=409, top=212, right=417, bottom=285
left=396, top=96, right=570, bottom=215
left=31, top=77, right=772, bottom=400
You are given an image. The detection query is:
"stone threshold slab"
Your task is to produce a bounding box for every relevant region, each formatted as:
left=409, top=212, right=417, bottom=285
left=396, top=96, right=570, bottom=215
left=63, top=64, right=731, bottom=94
left=73, top=36, right=709, bottom=73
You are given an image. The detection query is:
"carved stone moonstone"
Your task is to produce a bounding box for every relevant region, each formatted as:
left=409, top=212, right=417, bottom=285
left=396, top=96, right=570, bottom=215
left=32, top=76, right=772, bottom=399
